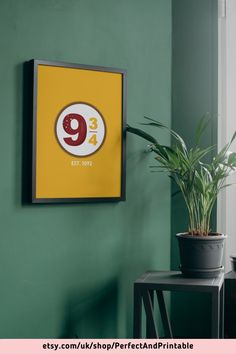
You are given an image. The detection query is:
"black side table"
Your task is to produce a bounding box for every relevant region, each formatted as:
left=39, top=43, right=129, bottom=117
left=133, top=270, right=224, bottom=339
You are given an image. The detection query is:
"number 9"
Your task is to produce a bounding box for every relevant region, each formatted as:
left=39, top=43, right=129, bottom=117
left=63, top=113, right=87, bottom=146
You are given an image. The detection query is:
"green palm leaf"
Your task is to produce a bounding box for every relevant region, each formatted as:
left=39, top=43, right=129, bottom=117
left=127, top=116, right=236, bottom=235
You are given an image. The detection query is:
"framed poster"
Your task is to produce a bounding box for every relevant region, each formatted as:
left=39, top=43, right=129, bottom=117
left=31, top=59, right=126, bottom=203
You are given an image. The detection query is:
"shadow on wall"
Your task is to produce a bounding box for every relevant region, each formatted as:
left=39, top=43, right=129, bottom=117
left=22, top=61, right=33, bottom=205
left=60, top=279, right=118, bottom=338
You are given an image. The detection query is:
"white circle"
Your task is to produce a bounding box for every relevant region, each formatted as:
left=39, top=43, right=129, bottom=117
left=56, top=103, right=106, bottom=157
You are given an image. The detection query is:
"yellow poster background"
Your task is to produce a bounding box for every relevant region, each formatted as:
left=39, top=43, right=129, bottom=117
left=35, top=64, right=123, bottom=199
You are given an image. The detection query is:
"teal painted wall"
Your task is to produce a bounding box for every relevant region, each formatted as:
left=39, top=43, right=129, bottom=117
left=171, top=0, right=218, bottom=338
left=0, top=0, right=172, bottom=338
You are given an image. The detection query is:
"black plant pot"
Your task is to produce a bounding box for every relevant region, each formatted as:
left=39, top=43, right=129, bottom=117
left=176, top=233, right=227, bottom=278
left=230, top=256, right=236, bottom=271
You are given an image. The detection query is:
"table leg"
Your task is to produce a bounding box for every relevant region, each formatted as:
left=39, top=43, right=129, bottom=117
left=142, top=289, right=159, bottom=338
left=156, top=291, right=173, bottom=338
left=146, top=290, right=154, bottom=338
left=133, top=284, right=142, bottom=338
left=211, top=289, right=220, bottom=338
left=220, top=283, right=224, bottom=338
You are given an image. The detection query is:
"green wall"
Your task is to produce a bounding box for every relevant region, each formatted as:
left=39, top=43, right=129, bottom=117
left=171, top=0, right=218, bottom=338
left=0, top=0, right=172, bottom=338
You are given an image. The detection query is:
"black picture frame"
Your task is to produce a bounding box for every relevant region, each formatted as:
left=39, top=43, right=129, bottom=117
left=31, top=59, right=126, bottom=203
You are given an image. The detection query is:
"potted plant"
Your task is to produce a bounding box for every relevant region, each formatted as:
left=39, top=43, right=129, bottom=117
left=127, top=117, right=236, bottom=278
